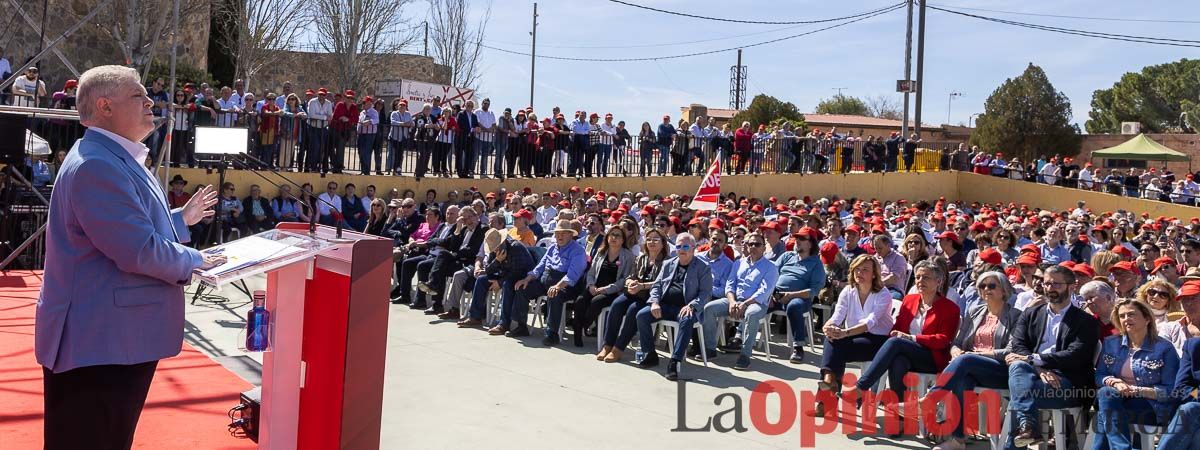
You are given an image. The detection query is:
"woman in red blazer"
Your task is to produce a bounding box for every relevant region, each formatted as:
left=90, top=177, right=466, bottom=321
left=844, top=260, right=961, bottom=414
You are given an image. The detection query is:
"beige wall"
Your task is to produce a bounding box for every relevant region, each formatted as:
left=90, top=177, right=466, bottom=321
left=157, top=168, right=1197, bottom=218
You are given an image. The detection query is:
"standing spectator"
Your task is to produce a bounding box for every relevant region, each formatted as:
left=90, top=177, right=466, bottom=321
left=274, top=81, right=293, bottom=108
left=884, top=131, right=902, bottom=172
left=229, top=79, right=247, bottom=109
left=329, top=90, right=358, bottom=174
left=11, top=66, right=46, bottom=107
left=412, top=103, right=435, bottom=179
left=455, top=100, right=478, bottom=178
left=751, top=124, right=770, bottom=175
left=902, top=133, right=920, bottom=171
left=615, top=120, right=631, bottom=176
left=656, top=115, right=676, bottom=176
left=585, top=113, right=601, bottom=177
left=596, top=113, right=617, bottom=177
left=145, top=78, right=169, bottom=159
left=388, top=99, right=413, bottom=175
left=357, top=96, right=379, bottom=174
left=257, top=93, right=282, bottom=168
left=49, top=79, right=81, bottom=153
left=686, top=116, right=708, bottom=176
left=304, top=88, right=332, bottom=172
left=733, top=121, right=753, bottom=174
left=242, top=185, right=274, bottom=233
left=496, top=107, right=516, bottom=180
left=167, top=89, right=194, bottom=167
left=437, top=108, right=456, bottom=177
left=372, top=99, right=387, bottom=174
left=569, top=111, right=591, bottom=178
left=215, top=86, right=240, bottom=128
left=278, top=94, right=305, bottom=170
left=0, top=48, right=10, bottom=104
left=1041, top=157, right=1062, bottom=186
left=638, top=121, right=656, bottom=177
left=474, top=98, right=496, bottom=178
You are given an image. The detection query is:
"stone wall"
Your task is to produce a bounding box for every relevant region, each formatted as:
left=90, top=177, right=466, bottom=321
left=5, top=0, right=210, bottom=94
left=249, top=50, right=452, bottom=96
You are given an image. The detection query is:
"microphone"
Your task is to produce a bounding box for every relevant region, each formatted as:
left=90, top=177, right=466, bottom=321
left=229, top=155, right=347, bottom=241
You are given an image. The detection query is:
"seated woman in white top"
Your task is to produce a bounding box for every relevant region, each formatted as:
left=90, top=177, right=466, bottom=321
left=812, top=254, right=895, bottom=417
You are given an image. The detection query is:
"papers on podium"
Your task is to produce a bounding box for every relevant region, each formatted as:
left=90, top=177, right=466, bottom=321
left=199, top=235, right=307, bottom=277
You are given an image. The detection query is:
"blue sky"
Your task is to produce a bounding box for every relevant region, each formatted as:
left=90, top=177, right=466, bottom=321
left=433, top=0, right=1199, bottom=131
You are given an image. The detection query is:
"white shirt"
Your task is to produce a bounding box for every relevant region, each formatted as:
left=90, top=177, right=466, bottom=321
left=536, top=205, right=557, bottom=227
left=1079, top=168, right=1094, bottom=189
left=1032, top=303, right=1073, bottom=365
left=829, top=286, right=895, bottom=336
left=230, top=91, right=246, bottom=109
left=306, top=98, right=334, bottom=122
left=910, top=304, right=927, bottom=336
left=216, top=97, right=240, bottom=127
left=1040, top=164, right=1060, bottom=185
left=91, top=127, right=151, bottom=165
left=12, top=76, right=44, bottom=107
left=475, top=109, right=496, bottom=141
left=361, top=196, right=374, bottom=212
left=0, top=58, right=10, bottom=77
left=317, top=192, right=343, bottom=216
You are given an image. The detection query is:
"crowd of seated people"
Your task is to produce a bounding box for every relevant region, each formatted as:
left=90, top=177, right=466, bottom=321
left=376, top=185, right=1200, bottom=449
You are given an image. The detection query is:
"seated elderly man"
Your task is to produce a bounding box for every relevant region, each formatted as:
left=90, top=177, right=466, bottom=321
left=514, top=219, right=588, bottom=346
left=1080, top=279, right=1119, bottom=338
left=701, top=231, right=779, bottom=371
left=632, top=233, right=712, bottom=380
left=418, top=206, right=484, bottom=316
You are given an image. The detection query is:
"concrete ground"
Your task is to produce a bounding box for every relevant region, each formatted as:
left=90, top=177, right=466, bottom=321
left=185, top=277, right=993, bottom=449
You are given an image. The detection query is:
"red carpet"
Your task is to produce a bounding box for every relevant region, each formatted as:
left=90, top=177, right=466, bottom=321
left=0, top=271, right=257, bottom=450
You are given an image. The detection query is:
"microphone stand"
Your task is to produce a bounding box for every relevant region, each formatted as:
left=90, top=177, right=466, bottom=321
left=234, top=153, right=348, bottom=241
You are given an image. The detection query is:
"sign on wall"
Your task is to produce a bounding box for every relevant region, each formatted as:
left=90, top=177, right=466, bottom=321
left=376, top=79, right=475, bottom=108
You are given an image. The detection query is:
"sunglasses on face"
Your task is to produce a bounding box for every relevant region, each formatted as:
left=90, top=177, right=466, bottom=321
left=978, top=283, right=999, bottom=291
left=1147, top=288, right=1171, bottom=299
left=746, top=242, right=765, bottom=248
left=676, top=244, right=693, bottom=250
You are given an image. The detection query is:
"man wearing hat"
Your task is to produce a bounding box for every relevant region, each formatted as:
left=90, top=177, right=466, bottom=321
left=513, top=219, right=588, bottom=345
left=12, top=65, right=46, bottom=107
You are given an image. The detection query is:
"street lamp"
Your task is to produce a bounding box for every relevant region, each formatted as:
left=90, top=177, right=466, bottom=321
left=969, top=113, right=981, bottom=128
left=947, top=91, right=962, bottom=124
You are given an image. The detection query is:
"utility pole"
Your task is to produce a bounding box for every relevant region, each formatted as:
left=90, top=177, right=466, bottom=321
left=424, top=21, right=429, bottom=57
left=529, top=2, right=538, bottom=108
left=914, top=0, right=927, bottom=136
left=946, top=91, right=961, bottom=125
left=901, top=0, right=913, bottom=138
left=832, top=87, right=848, bottom=97
left=729, top=48, right=746, bottom=110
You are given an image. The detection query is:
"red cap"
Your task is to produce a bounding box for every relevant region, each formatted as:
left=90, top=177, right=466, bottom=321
left=759, top=221, right=783, bottom=233
left=1180, top=280, right=1200, bottom=297
left=304, top=88, right=315, bottom=95
left=1110, top=261, right=1140, bottom=275
left=344, top=89, right=356, bottom=98
left=1111, top=245, right=1133, bottom=259
left=969, top=222, right=987, bottom=233
left=607, top=211, right=624, bottom=223
left=569, top=185, right=580, bottom=193
left=1071, top=263, right=1095, bottom=280
left=317, top=87, right=329, bottom=94
left=64, top=79, right=78, bottom=89
left=978, top=247, right=1002, bottom=266
left=584, top=187, right=595, bottom=194
left=793, top=226, right=818, bottom=239
left=1151, top=256, right=1176, bottom=275
left=708, top=218, right=726, bottom=229
left=1016, top=254, right=1040, bottom=266
left=558, top=200, right=571, bottom=208
left=819, top=241, right=839, bottom=265
left=1020, top=244, right=1040, bottom=255
left=936, top=231, right=960, bottom=243
left=844, top=224, right=863, bottom=234
left=513, top=209, right=533, bottom=221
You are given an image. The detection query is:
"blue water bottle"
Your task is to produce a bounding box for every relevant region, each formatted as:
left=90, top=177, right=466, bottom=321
left=246, top=290, right=271, bottom=352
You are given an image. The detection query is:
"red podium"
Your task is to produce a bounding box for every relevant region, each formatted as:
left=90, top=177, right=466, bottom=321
left=201, top=224, right=391, bottom=450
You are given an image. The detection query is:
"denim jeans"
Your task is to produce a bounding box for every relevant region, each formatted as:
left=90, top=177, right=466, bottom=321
left=635, top=303, right=700, bottom=361
left=595, top=144, right=612, bottom=176
left=688, top=147, right=705, bottom=175
left=855, top=337, right=938, bottom=399
left=1093, top=386, right=1160, bottom=450
left=928, top=354, right=1009, bottom=438
left=493, top=138, right=507, bottom=178
left=657, top=144, right=670, bottom=175
left=784, top=297, right=812, bottom=346
left=387, top=139, right=404, bottom=173
left=1006, top=361, right=1079, bottom=449
left=358, top=133, right=376, bottom=174
left=749, top=153, right=763, bottom=174
left=701, top=298, right=768, bottom=358
left=515, top=271, right=580, bottom=338
left=475, top=139, right=494, bottom=177
left=1159, top=402, right=1200, bottom=450
left=607, top=293, right=648, bottom=350
left=470, top=275, right=517, bottom=325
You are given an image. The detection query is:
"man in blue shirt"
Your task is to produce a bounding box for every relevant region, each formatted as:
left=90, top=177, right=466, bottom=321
left=774, top=227, right=826, bottom=363
left=656, top=115, right=676, bottom=176
left=697, top=227, right=734, bottom=300
left=1040, top=225, right=1071, bottom=266
left=514, top=219, right=588, bottom=345
left=569, top=111, right=591, bottom=178
left=701, top=231, right=779, bottom=370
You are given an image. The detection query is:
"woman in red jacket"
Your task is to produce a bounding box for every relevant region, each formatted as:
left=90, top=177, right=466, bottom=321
left=733, top=121, right=753, bottom=174
left=843, top=259, right=961, bottom=416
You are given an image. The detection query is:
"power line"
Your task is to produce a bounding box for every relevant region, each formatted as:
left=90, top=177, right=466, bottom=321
left=929, top=5, right=1200, bottom=47
left=927, top=3, right=1200, bottom=24
left=604, top=0, right=905, bottom=25
left=475, top=4, right=905, bottom=62
left=484, top=22, right=818, bottom=50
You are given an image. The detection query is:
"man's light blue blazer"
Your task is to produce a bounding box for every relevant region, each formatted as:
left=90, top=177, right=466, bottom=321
left=36, top=129, right=203, bottom=373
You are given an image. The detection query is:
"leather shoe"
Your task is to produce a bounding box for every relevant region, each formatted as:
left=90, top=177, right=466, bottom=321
left=437, top=308, right=460, bottom=320
left=423, top=306, right=443, bottom=315
left=1013, top=420, right=1041, bottom=448
left=665, top=360, right=679, bottom=381
left=457, top=318, right=482, bottom=328
left=789, top=346, right=806, bottom=364
left=596, top=345, right=613, bottom=361
left=720, top=337, right=744, bottom=354
left=637, top=352, right=660, bottom=368
left=542, top=334, right=560, bottom=346
left=506, top=325, right=530, bottom=337
left=408, top=301, right=428, bottom=310
left=487, top=325, right=508, bottom=335
left=604, top=348, right=623, bottom=363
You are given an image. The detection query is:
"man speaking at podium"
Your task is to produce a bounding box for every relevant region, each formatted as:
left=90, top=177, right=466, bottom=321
left=35, top=65, right=226, bottom=450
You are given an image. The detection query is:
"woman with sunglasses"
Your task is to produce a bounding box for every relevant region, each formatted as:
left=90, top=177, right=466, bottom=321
left=168, top=89, right=194, bottom=167
left=599, top=228, right=667, bottom=362
left=902, top=233, right=931, bottom=292
left=992, top=228, right=1020, bottom=264
left=924, top=271, right=1020, bottom=450
left=573, top=226, right=635, bottom=347
left=1093, top=299, right=1179, bottom=450
left=1137, top=280, right=1188, bottom=354
left=365, top=198, right=389, bottom=236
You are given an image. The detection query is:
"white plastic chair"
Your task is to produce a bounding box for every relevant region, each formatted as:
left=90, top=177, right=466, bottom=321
left=530, top=295, right=568, bottom=335
left=765, top=310, right=817, bottom=352
left=718, top=314, right=773, bottom=359
left=655, top=320, right=709, bottom=367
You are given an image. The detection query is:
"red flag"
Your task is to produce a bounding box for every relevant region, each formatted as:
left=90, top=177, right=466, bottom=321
left=689, top=151, right=721, bottom=211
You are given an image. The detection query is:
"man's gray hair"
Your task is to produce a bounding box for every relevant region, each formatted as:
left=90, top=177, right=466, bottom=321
left=77, top=65, right=140, bottom=123
left=1080, top=280, right=1117, bottom=301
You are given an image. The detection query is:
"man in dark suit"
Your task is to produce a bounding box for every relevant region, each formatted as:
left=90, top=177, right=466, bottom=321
left=392, top=205, right=458, bottom=305
left=241, top=184, right=274, bottom=233
left=419, top=206, right=485, bottom=315
left=455, top=100, right=478, bottom=178
left=1004, top=265, right=1099, bottom=449
left=386, top=197, right=421, bottom=245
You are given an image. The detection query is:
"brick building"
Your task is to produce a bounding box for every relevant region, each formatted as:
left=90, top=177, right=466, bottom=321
left=679, top=103, right=970, bottom=146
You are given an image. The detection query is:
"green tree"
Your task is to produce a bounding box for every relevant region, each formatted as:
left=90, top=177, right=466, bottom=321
left=730, top=94, right=807, bottom=132
left=1085, top=58, right=1200, bottom=134
left=814, top=94, right=870, bottom=116
left=970, top=63, right=1081, bottom=160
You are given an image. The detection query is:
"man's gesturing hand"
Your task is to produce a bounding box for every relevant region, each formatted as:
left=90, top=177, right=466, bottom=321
left=183, top=184, right=219, bottom=226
